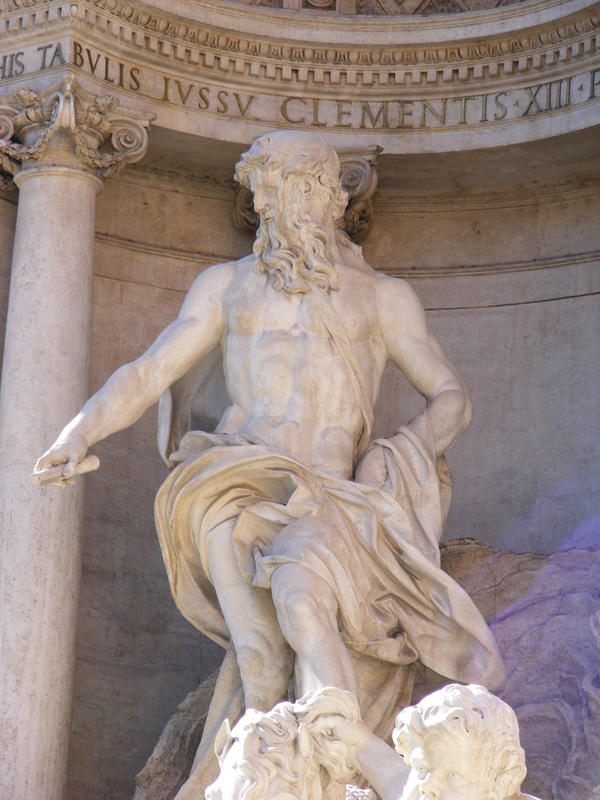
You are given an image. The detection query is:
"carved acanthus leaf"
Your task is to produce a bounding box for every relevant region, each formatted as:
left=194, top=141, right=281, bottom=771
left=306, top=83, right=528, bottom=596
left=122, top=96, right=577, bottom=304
left=0, top=76, right=154, bottom=187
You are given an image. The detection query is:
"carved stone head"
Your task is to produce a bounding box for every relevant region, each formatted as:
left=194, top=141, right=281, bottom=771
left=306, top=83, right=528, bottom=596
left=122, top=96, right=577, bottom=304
left=234, top=130, right=352, bottom=294
left=393, top=684, right=527, bottom=800
left=205, top=701, right=324, bottom=800
left=234, top=129, right=348, bottom=224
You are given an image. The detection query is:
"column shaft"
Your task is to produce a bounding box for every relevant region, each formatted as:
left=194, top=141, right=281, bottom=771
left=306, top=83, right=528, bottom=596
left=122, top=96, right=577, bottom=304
left=0, top=165, right=101, bottom=800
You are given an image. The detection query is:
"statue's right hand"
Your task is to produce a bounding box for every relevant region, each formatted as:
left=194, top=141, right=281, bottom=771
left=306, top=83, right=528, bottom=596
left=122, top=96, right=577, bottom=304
left=30, top=432, right=99, bottom=487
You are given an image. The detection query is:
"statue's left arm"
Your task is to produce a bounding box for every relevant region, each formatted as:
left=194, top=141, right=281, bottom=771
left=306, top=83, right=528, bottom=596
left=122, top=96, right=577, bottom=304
left=375, top=274, right=472, bottom=458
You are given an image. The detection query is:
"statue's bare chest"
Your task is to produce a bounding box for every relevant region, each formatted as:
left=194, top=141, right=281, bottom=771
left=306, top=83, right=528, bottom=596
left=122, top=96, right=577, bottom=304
left=225, top=274, right=372, bottom=343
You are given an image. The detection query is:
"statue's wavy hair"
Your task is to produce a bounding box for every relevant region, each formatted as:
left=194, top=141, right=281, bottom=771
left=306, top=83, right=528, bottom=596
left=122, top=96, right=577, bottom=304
left=235, top=131, right=361, bottom=293
left=206, top=688, right=362, bottom=800
left=393, top=684, right=527, bottom=800
left=207, top=702, right=323, bottom=800
left=292, top=687, right=361, bottom=783
left=234, top=130, right=348, bottom=225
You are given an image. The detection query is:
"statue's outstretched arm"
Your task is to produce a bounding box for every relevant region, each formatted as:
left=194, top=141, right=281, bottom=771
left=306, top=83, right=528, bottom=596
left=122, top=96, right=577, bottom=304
left=375, top=274, right=471, bottom=458
left=32, top=261, right=236, bottom=486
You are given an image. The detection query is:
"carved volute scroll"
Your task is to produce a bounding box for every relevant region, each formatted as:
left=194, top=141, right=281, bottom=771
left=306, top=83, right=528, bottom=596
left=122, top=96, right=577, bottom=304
left=233, top=143, right=381, bottom=243
left=0, top=76, right=154, bottom=188
left=232, top=183, right=259, bottom=235
left=338, top=145, right=381, bottom=243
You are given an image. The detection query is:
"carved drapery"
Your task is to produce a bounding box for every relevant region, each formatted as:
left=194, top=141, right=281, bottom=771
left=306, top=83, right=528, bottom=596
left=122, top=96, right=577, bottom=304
left=0, top=76, right=153, bottom=188
left=233, top=145, right=381, bottom=243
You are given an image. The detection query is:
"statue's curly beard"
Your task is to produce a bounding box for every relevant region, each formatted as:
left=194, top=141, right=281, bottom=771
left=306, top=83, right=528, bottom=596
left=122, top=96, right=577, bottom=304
left=253, top=208, right=339, bottom=294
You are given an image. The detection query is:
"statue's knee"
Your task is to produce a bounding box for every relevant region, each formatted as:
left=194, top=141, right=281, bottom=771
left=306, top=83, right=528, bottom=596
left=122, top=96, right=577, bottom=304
left=271, top=573, right=337, bottom=638
left=235, top=637, right=292, bottom=709
left=236, top=634, right=292, bottom=685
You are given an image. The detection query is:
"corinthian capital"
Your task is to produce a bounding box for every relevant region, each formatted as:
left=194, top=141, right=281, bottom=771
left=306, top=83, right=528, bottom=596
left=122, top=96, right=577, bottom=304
left=0, top=76, right=154, bottom=188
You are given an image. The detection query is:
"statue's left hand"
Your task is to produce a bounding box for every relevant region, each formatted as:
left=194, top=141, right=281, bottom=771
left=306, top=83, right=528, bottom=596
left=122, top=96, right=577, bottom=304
left=30, top=432, right=99, bottom=488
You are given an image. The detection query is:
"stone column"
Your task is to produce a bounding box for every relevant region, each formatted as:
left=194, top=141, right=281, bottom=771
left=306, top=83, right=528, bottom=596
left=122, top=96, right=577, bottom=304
left=0, top=78, right=152, bottom=800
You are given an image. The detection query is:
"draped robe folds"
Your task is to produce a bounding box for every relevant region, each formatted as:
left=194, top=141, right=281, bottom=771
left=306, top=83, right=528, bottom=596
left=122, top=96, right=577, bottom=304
left=153, top=301, right=504, bottom=794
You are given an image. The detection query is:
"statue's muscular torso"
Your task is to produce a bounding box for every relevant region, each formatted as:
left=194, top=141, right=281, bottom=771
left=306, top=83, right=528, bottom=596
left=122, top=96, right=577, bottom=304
left=215, top=256, right=387, bottom=479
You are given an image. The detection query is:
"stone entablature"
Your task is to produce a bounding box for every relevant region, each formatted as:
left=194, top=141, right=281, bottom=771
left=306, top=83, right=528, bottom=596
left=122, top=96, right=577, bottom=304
left=0, top=0, right=598, bottom=151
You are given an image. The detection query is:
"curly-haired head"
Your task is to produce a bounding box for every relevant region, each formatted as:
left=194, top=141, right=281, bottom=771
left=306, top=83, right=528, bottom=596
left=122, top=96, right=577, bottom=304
left=393, top=684, right=527, bottom=800
left=234, top=130, right=347, bottom=223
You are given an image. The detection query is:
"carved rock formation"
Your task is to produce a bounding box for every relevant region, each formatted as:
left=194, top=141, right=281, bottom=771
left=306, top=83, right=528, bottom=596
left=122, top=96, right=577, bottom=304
left=133, top=673, right=218, bottom=800
left=415, top=540, right=600, bottom=800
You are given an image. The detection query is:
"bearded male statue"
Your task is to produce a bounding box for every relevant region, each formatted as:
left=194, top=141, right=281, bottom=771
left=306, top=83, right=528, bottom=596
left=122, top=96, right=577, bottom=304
left=34, top=130, right=504, bottom=797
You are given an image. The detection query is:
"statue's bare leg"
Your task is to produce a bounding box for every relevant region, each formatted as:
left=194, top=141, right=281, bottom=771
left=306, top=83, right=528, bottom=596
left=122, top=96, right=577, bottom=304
left=206, top=523, right=294, bottom=711
left=270, top=563, right=359, bottom=697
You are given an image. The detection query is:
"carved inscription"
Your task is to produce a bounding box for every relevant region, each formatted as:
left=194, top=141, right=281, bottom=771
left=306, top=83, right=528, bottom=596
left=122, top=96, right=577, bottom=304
left=161, top=77, right=254, bottom=118
left=72, top=42, right=140, bottom=90
left=0, top=43, right=65, bottom=78
left=0, top=40, right=598, bottom=134
left=0, top=51, right=25, bottom=79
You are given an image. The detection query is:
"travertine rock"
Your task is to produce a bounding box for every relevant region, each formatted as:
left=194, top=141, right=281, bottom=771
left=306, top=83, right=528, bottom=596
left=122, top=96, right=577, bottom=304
left=416, top=540, right=600, bottom=800
left=133, top=673, right=217, bottom=800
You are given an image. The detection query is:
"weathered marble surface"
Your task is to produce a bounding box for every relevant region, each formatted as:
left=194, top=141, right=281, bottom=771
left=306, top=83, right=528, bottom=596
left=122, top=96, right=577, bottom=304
left=34, top=130, right=502, bottom=799
left=134, top=540, right=600, bottom=800
left=146, top=682, right=541, bottom=800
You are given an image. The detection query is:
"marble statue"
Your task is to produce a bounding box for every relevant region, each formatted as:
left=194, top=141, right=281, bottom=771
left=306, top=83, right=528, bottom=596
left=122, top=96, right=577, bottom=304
left=205, top=689, right=359, bottom=800
left=340, top=683, right=539, bottom=800
left=33, top=130, right=505, bottom=796
left=207, top=685, right=539, bottom=800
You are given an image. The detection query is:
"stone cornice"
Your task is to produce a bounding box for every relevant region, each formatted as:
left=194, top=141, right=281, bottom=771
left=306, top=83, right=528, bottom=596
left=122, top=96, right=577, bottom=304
left=69, top=2, right=600, bottom=87
left=94, top=228, right=600, bottom=280
left=90, top=0, right=596, bottom=41
left=0, top=0, right=597, bottom=90
left=0, top=0, right=598, bottom=154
